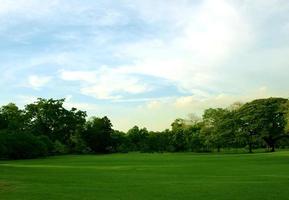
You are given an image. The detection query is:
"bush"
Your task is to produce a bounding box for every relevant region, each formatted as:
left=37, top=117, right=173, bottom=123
left=38, top=135, right=54, bottom=155
left=53, top=140, right=69, bottom=154
left=0, top=131, right=52, bottom=159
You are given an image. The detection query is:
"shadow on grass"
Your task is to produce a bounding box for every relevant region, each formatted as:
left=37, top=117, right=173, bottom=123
left=0, top=181, right=15, bottom=192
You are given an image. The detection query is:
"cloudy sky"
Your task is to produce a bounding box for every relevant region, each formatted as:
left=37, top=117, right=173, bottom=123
left=0, top=0, right=289, bottom=131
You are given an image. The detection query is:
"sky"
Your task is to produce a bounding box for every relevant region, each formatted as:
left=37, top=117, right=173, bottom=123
left=0, top=0, right=289, bottom=131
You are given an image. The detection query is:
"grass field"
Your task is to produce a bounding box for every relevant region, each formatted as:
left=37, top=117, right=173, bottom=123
left=1, top=152, right=289, bottom=200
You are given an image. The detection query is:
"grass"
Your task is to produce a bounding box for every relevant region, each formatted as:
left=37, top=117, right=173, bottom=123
left=1, top=152, right=289, bottom=200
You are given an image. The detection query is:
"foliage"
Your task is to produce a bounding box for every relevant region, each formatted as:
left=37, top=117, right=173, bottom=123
left=202, top=108, right=238, bottom=151
left=0, top=103, right=27, bottom=131
left=236, top=98, right=288, bottom=152
left=25, top=98, right=87, bottom=147
left=52, top=140, right=68, bottom=154
left=126, top=126, right=149, bottom=151
left=82, top=116, right=113, bottom=153
left=0, top=130, right=52, bottom=159
left=1, top=97, right=289, bottom=159
left=111, top=130, right=129, bottom=153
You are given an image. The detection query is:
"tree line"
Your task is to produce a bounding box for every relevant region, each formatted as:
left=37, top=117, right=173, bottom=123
left=1, top=97, right=289, bottom=159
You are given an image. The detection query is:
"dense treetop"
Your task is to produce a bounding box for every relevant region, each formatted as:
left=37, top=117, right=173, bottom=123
left=1, top=97, right=289, bottom=159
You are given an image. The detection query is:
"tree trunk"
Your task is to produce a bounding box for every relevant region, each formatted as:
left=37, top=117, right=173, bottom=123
left=249, top=142, right=252, bottom=153
left=248, top=133, right=253, bottom=153
left=271, top=144, right=275, bottom=152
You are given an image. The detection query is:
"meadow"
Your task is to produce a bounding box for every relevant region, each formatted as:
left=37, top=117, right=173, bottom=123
left=1, top=152, right=289, bottom=200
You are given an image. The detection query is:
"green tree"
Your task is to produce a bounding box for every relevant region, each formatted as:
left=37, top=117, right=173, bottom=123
left=284, top=101, right=289, bottom=135
left=127, top=126, right=149, bottom=151
left=0, top=113, right=6, bottom=130
left=0, top=103, right=26, bottom=131
left=184, top=123, right=204, bottom=152
left=25, top=98, right=86, bottom=148
left=171, top=119, right=187, bottom=152
left=202, top=108, right=234, bottom=152
left=146, top=130, right=171, bottom=152
left=237, top=98, right=288, bottom=152
left=111, top=130, right=128, bottom=152
left=0, top=130, right=52, bottom=159
left=82, top=116, right=113, bottom=153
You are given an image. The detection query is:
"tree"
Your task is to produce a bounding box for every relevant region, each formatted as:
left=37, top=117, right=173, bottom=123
left=284, top=100, right=289, bottom=135
left=184, top=123, right=204, bottom=152
left=25, top=98, right=86, bottom=148
left=237, top=98, right=288, bottom=152
left=146, top=130, right=171, bottom=152
left=202, top=108, right=236, bottom=152
left=0, top=130, right=52, bottom=159
left=171, top=117, right=207, bottom=152
left=127, top=126, right=149, bottom=151
left=171, top=119, right=187, bottom=152
left=82, top=116, right=113, bottom=153
left=0, top=103, right=26, bottom=131
left=111, top=130, right=128, bottom=152
left=0, top=113, right=7, bottom=130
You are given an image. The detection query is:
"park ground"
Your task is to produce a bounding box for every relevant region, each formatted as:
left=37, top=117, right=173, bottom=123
left=1, top=151, right=289, bottom=200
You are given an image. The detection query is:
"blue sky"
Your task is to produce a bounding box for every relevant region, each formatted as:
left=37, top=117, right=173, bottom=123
left=1, top=0, right=289, bottom=131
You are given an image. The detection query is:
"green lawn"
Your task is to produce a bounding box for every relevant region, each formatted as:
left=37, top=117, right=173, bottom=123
left=1, top=152, right=289, bottom=200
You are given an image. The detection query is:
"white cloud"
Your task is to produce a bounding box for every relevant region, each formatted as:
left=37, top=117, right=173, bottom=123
left=63, top=96, right=98, bottom=111
left=56, top=0, right=288, bottom=104
left=173, top=86, right=284, bottom=112
left=146, top=100, right=162, bottom=110
left=174, top=96, right=196, bottom=108
left=27, top=75, right=52, bottom=89
left=113, top=86, right=288, bottom=131
left=59, top=67, right=151, bottom=100
left=81, top=79, right=148, bottom=100
left=114, top=0, right=253, bottom=96
left=64, top=101, right=98, bottom=111
left=59, top=69, right=97, bottom=83
left=113, top=96, right=174, bottom=103
left=17, top=95, right=38, bottom=105
left=1, top=0, right=289, bottom=131
left=16, top=86, right=288, bottom=132
left=16, top=94, right=98, bottom=113
left=0, top=0, right=129, bottom=30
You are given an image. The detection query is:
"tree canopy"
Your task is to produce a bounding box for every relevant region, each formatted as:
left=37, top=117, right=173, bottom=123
left=1, top=97, right=289, bottom=159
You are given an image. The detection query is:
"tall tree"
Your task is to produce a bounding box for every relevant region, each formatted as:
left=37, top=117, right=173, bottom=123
left=237, top=98, right=288, bottom=152
left=127, top=126, right=149, bottom=151
left=202, top=108, right=236, bottom=152
left=0, top=112, right=7, bottom=130
left=25, top=98, right=87, bottom=146
left=0, top=103, right=26, bottom=131
left=82, top=116, right=113, bottom=153
left=111, top=130, right=128, bottom=152
left=171, top=119, right=187, bottom=152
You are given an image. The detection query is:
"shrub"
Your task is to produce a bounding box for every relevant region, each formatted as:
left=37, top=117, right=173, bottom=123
left=0, top=131, right=52, bottom=159
left=53, top=140, right=69, bottom=154
left=38, top=135, right=54, bottom=155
